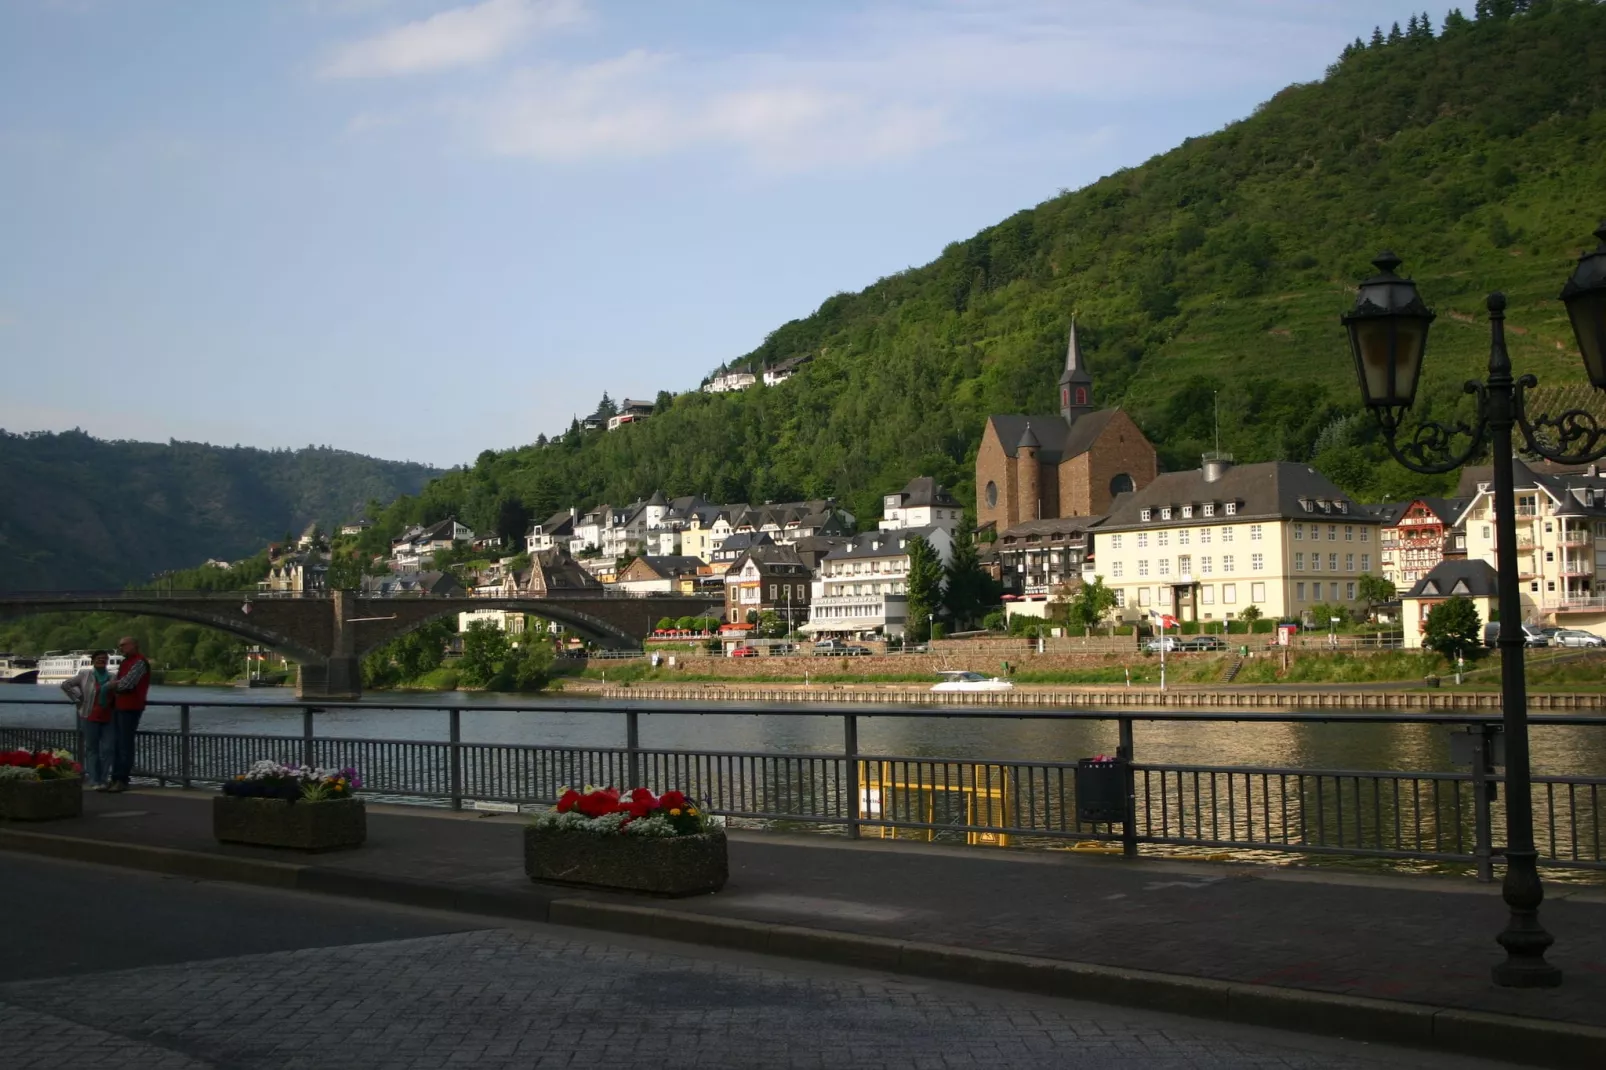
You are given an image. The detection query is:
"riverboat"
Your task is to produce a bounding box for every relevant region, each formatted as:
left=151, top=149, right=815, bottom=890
left=35, top=651, right=123, bottom=685
left=930, top=670, right=1014, bottom=693
left=0, top=655, right=40, bottom=684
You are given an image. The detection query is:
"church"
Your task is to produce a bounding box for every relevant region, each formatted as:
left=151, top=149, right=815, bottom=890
left=975, top=322, right=1158, bottom=531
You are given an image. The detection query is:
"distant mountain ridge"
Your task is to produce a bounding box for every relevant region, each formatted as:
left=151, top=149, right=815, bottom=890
left=0, top=430, right=442, bottom=590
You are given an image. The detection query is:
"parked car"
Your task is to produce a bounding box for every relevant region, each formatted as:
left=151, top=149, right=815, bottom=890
left=768, top=642, right=798, bottom=655
left=728, top=645, right=759, bottom=658
left=1552, top=628, right=1606, bottom=648
left=1144, top=636, right=1182, bottom=653
left=1482, top=622, right=1550, bottom=648
left=1180, top=635, right=1228, bottom=652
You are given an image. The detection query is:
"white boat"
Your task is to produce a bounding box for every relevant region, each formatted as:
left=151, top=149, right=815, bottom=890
left=931, top=670, right=1014, bottom=693
left=36, top=651, right=123, bottom=685
left=0, top=654, right=39, bottom=684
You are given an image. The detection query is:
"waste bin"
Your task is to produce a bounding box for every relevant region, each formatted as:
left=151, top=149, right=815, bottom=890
left=1075, top=756, right=1128, bottom=823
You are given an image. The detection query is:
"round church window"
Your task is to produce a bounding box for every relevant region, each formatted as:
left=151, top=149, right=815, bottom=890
left=985, top=480, right=998, bottom=507
left=1110, top=473, right=1135, bottom=495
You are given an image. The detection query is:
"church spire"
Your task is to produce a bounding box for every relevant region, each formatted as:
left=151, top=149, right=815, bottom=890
left=1058, top=317, right=1093, bottom=425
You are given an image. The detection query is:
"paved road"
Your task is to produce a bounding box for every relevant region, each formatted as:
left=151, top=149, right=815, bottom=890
left=0, top=854, right=1530, bottom=1069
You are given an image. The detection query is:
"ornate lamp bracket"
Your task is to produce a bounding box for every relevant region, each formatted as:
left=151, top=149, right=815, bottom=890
left=1513, top=375, right=1606, bottom=465
left=1373, top=378, right=1490, bottom=475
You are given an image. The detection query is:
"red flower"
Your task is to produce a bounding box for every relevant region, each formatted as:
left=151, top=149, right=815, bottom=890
left=555, top=789, right=582, bottom=813
left=576, top=788, right=621, bottom=818
left=657, top=790, right=687, bottom=811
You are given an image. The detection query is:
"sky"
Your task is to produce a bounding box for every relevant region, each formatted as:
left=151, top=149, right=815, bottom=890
left=0, top=0, right=1433, bottom=467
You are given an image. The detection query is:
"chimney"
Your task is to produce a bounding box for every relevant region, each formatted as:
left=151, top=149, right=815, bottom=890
left=1202, top=452, right=1234, bottom=484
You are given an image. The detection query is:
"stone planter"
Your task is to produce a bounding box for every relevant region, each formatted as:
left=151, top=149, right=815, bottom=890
left=213, top=795, right=366, bottom=851
left=524, top=826, right=727, bottom=896
left=0, top=776, right=83, bottom=821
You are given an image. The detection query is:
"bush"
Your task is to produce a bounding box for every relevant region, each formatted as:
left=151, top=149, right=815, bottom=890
left=1180, top=621, right=1200, bottom=634
left=1251, top=620, right=1275, bottom=634
left=931, top=622, right=946, bottom=640
left=1114, top=625, right=1135, bottom=636
left=982, top=610, right=1006, bottom=632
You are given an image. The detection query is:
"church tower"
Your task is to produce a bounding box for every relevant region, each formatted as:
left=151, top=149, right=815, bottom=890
left=1058, top=319, right=1093, bottom=425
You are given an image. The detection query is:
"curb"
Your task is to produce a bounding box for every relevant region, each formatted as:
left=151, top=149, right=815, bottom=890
left=3, top=828, right=1601, bottom=1069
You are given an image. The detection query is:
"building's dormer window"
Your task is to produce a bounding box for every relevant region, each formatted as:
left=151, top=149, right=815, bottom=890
left=1160, top=507, right=1172, bottom=521
left=1337, top=501, right=1348, bottom=514
left=1224, top=503, right=1237, bottom=516
left=1202, top=503, right=1215, bottom=518
left=1140, top=509, right=1152, bottom=523
left=1300, top=498, right=1312, bottom=512
left=1181, top=505, right=1193, bottom=519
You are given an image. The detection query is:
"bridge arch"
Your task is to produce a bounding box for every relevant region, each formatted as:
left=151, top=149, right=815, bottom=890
left=0, top=597, right=325, bottom=663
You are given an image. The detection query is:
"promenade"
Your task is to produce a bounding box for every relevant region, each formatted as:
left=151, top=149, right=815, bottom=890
left=2, top=789, right=1603, bottom=1068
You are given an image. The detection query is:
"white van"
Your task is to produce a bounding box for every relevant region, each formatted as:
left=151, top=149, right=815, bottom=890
left=1483, top=622, right=1549, bottom=648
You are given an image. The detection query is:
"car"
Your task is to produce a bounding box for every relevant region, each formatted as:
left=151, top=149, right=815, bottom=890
left=1180, top=635, right=1228, bottom=652
left=1553, top=628, right=1606, bottom=648
left=1483, top=622, right=1550, bottom=648
left=1144, top=636, right=1182, bottom=653
left=728, top=645, right=759, bottom=658
left=768, top=642, right=798, bottom=655
left=843, top=644, right=873, bottom=656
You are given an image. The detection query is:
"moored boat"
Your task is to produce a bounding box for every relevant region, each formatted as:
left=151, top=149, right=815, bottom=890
left=36, top=651, right=123, bottom=685
left=930, top=670, right=1015, bottom=693
left=0, top=655, right=40, bottom=684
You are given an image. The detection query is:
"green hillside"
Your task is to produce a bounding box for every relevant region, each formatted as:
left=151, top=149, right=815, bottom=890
left=383, top=4, right=1606, bottom=543
left=0, top=431, right=440, bottom=589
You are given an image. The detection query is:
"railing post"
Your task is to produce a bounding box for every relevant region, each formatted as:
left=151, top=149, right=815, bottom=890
left=844, top=712, right=861, bottom=839
left=1117, top=715, right=1138, bottom=857
left=449, top=708, right=463, bottom=810
left=180, top=704, right=192, bottom=791
left=1471, top=725, right=1495, bottom=884
left=301, top=707, right=314, bottom=770
left=626, top=709, right=641, bottom=789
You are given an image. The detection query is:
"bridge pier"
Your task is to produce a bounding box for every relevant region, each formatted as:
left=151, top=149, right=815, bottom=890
left=296, top=656, right=363, bottom=702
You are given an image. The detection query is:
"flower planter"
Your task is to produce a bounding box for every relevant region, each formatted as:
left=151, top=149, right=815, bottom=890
left=212, top=795, right=366, bottom=851
left=0, top=777, right=83, bottom=821
left=524, top=826, right=727, bottom=896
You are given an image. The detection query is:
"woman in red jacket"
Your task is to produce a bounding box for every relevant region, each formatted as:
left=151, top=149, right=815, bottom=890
left=107, top=635, right=151, bottom=793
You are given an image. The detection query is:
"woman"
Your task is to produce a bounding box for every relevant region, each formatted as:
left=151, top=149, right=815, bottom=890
left=61, top=650, right=116, bottom=791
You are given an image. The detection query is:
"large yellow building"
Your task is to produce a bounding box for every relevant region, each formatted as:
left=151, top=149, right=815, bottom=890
left=1091, top=458, right=1383, bottom=625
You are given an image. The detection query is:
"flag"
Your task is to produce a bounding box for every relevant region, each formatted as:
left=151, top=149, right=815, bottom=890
left=1148, top=610, right=1178, bottom=629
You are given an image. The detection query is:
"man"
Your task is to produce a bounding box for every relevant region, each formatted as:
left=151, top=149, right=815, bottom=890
left=108, top=635, right=151, bottom=793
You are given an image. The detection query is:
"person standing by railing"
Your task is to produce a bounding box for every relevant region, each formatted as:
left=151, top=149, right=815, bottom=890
left=107, top=635, right=150, bottom=793
left=60, top=650, right=115, bottom=790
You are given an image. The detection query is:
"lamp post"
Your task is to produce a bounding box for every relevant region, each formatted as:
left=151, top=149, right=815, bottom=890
left=1340, top=222, right=1606, bottom=989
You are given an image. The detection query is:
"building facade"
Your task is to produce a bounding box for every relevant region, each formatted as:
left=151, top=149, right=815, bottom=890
left=1400, top=561, right=1499, bottom=650
left=801, top=527, right=954, bottom=638
left=878, top=476, right=963, bottom=534
left=1092, top=458, right=1383, bottom=625
left=722, top=545, right=813, bottom=628
left=976, top=322, right=1158, bottom=532
left=1375, top=497, right=1466, bottom=588
left=996, top=517, right=1097, bottom=618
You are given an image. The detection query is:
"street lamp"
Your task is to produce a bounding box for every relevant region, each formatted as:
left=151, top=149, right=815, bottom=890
left=1340, top=222, right=1606, bottom=989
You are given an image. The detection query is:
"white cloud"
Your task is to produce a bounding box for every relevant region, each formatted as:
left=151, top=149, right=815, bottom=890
left=320, top=0, right=584, bottom=79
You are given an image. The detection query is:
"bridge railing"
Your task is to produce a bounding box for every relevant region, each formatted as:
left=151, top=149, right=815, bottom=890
left=1, top=698, right=1601, bottom=879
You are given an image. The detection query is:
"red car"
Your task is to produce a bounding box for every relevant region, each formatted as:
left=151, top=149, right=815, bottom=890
left=729, top=645, right=759, bottom=658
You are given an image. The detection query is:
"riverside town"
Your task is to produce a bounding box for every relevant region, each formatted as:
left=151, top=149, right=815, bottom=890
left=3, top=4, right=1606, bottom=1069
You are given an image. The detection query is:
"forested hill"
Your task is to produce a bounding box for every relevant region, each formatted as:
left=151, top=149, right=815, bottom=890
left=387, top=4, right=1606, bottom=548
left=0, top=431, right=440, bottom=589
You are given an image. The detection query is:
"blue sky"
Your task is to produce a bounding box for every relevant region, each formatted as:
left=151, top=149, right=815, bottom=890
left=0, top=0, right=1433, bottom=467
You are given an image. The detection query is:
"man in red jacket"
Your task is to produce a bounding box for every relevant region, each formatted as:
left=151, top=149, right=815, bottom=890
left=108, top=635, right=151, bottom=793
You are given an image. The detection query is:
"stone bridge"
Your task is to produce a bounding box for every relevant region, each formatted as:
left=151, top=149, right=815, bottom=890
left=0, top=590, right=721, bottom=700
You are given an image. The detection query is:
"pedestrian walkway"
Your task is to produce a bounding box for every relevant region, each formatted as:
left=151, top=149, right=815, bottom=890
left=3, top=789, right=1603, bottom=1066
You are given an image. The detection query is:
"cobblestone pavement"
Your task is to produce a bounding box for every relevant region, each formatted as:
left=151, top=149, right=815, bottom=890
left=0, top=927, right=1524, bottom=1070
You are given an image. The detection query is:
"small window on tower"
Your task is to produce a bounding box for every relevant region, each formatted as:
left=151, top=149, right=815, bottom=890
left=1075, top=387, right=1088, bottom=406
left=1062, top=388, right=1069, bottom=408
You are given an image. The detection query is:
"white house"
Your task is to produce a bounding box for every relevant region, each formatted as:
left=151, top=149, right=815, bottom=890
left=801, top=526, right=954, bottom=639
left=458, top=609, right=526, bottom=635
left=878, top=476, right=964, bottom=534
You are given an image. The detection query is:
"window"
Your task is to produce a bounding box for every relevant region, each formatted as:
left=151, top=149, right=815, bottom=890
left=1161, top=508, right=1172, bottom=521
left=1328, top=525, right=1338, bottom=541
left=1201, top=556, right=1213, bottom=574
left=1531, top=581, right=1540, bottom=592
left=1159, top=586, right=1172, bottom=606
left=1138, top=559, right=1149, bottom=577
left=1158, top=531, right=1170, bottom=547
left=1326, top=553, right=1337, bottom=571
left=1250, top=525, right=1263, bottom=541
left=1225, top=503, right=1237, bottom=516
left=1178, top=555, right=1192, bottom=576
left=1112, top=561, right=1124, bottom=578
left=1223, top=584, right=1236, bottom=603
left=1251, top=582, right=1265, bottom=602
left=1137, top=532, right=1148, bottom=548
left=1202, top=586, right=1214, bottom=604
left=1113, top=588, right=1126, bottom=607
left=1361, top=554, right=1371, bottom=571
left=1294, top=552, right=1304, bottom=571
left=1182, top=505, right=1193, bottom=519
left=1221, top=527, right=1234, bottom=543
left=1111, top=534, right=1123, bottom=550
left=1345, top=554, right=1354, bottom=572
left=1223, top=554, right=1235, bottom=572
left=769, top=584, right=778, bottom=600
left=1203, top=503, right=1215, bottom=517
left=1361, top=527, right=1370, bottom=542
left=1346, top=582, right=1357, bottom=601
left=1160, top=558, right=1172, bottom=576
left=1546, top=551, right=1554, bottom=562
left=1138, top=588, right=1151, bottom=607
left=1178, top=529, right=1190, bottom=545
left=1140, top=509, right=1151, bottom=522
left=1345, top=526, right=1354, bottom=541
left=1548, top=581, right=1556, bottom=592
left=1296, top=582, right=1306, bottom=602
left=1199, top=528, right=1212, bottom=544
left=1251, top=553, right=1264, bottom=571
left=1294, top=523, right=1304, bottom=540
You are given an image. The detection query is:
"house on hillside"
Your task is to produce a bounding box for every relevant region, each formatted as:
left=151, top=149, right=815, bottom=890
left=801, top=527, right=954, bottom=639
left=526, top=509, right=576, bottom=554
left=1401, top=561, right=1500, bottom=650
left=361, top=570, right=464, bottom=597
left=702, top=367, right=757, bottom=393
left=614, top=555, right=705, bottom=594
left=259, top=553, right=327, bottom=595
left=723, top=544, right=812, bottom=629
left=1371, top=497, right=1468, bottom=588
left=340, top=519, right=372, bottom=536
left=762, top=353, right=814, bottom=386
left=997, top=516, right=1100, bottom=620
left=606, top=399, right=655, bottom=431
left=879, top=476, right=964, bottom=534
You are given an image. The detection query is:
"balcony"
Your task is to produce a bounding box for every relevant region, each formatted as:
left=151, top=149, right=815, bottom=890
left=1546, top=595, right=1606, bottom=613
left=1561, top=533, right=1592, bottom=548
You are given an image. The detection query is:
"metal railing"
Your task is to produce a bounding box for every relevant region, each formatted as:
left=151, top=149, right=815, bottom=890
left=1, top=698, right=1601, bottom=878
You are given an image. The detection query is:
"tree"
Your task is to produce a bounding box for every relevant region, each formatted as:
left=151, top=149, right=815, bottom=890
left=756, top=610, right=786, bottom=638
left=1370, top=25, right=1385, bottom=46
left=905, top=536, right=945, bottom=643
left=654, top=390, right=675, bottom=415
left=942, top=526, right=996, bottom=629
left=326, top=554, right=364, bottom=590
left=494, top=496, right=532, bottom=550
left=1356, top=573, right=1397, bottom=621
left=1424, top=596, right=1482, bottom=659
left=459, top=621, right=510, bottom=688
left=1387, top=21, right=1404, bottom=43
left=505, top=640, right=554, bottom=691
left=1444, top=8, right=1471, bottom=33
left=596, top=393, right=618, bottom=418
left=1239, top=605, right=1263, bottom=625
left=1065, top=575, right=1119, bottom=636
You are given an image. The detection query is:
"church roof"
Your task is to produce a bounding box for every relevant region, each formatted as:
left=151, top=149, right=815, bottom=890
left=1017, top=425, right=1041, bottom=450
left=987, top=409, right=1118, bottom=463
left=1058, top=319, right=1092, bottom=386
